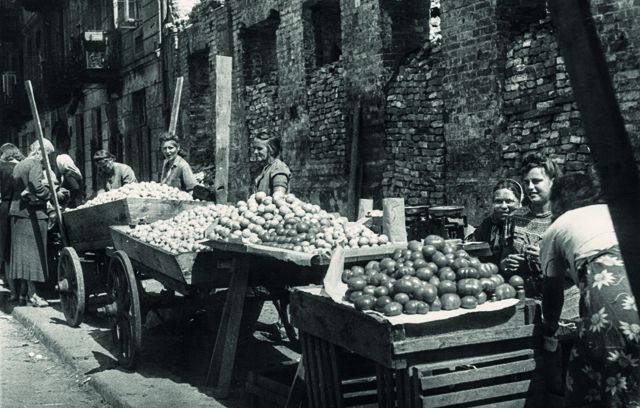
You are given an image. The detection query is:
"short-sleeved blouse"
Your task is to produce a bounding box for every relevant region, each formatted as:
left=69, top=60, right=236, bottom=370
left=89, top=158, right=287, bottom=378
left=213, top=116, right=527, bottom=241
left=254, top=158, right=291, bottom=195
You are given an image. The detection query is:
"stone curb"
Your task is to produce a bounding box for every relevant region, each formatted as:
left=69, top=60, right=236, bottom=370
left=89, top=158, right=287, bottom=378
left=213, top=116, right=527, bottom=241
left=11, top=306, right=227, bottom=408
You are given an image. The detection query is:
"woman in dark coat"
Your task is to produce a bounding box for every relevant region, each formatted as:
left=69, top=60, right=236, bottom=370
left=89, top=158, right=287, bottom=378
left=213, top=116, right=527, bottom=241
left=8, top=139, right=60, bottom=306
left=0, top=143, right=24, bottom=300
left=56, top=154, right=84, bottom=208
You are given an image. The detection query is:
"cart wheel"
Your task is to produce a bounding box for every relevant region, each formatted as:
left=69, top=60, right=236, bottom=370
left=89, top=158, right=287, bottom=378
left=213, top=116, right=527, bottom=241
left=107, top=250, right=142, bottom=370
left=57, top=247, right=85, bottom=327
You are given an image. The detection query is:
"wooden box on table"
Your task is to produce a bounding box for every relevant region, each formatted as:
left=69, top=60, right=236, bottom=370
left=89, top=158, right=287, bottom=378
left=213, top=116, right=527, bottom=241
left=290, top=288, right=547, bottom=408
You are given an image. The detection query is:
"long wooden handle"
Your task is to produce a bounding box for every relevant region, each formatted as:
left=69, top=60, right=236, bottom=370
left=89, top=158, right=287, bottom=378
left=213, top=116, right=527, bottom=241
left=168, top=76, right=184, bottom=136
left=25, top=80, right=69, bottom=247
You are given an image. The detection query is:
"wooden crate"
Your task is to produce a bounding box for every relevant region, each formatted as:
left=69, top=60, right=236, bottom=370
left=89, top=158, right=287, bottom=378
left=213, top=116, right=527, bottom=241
left=63, top=198, right=206, bottom=251
left=290, top=289, right=547, bottom=408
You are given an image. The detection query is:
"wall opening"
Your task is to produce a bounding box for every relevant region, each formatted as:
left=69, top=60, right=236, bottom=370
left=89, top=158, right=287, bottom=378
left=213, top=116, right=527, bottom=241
left=303, top=0, right=342, bottom=73
left=380, top=0, right=430, bottom=68
left=239, top=10, right=280, bottom=85
left=186, top=48, right=214, bottom=169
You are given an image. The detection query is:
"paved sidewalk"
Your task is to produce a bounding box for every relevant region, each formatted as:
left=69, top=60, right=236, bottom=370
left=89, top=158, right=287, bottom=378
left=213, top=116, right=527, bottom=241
left=0, top=288, right=298, bottom=408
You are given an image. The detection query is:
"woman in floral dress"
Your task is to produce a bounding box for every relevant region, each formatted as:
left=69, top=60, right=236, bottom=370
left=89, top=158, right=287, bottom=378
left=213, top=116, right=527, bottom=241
left=540, top=172, right=640, bottom=407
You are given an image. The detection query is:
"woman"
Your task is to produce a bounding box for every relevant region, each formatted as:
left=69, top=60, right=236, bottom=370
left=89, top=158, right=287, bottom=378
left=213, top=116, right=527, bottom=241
left=540, top=172, right=640, bottom=406
left=93, top=149, right=137, bottom=194
left=473, top=179, right=523, bottom=265
left=253, top=137, right=291, bottom=196
left=56, top=154, right=84, bottom=208
left=0, top=143, right=24, bottom=300
left=159, top=133, right=197, bottom=192
left=9, top=138, right=62, bottom=307
left=501, top=153, right=562, bottom=297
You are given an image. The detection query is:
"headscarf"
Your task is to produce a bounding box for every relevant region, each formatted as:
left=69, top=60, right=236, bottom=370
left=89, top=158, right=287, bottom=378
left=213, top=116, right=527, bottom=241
left=29, top=138, right=55, bottom=156
left=56, top=154, right=82, bottom=178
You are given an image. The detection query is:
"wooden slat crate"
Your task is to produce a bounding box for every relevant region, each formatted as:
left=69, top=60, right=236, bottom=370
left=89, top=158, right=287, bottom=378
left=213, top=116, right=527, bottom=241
left=290, top=288, right=550, bottom=408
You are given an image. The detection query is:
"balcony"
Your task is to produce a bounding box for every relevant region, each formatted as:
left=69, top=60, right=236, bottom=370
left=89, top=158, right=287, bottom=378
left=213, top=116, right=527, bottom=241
left=69, top=31, right=121, bottom=83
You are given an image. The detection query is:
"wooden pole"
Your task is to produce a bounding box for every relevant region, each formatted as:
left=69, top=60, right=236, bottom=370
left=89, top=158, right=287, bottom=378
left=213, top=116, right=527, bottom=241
left=347, top=100, right=362, bottom=220
left=24, top=80, right=68, bottom=247
left=548, top=0, right=640, bottom=314
left=214, top=55, right=232, bottom=204
left=168, top=76, right=184, bottom=136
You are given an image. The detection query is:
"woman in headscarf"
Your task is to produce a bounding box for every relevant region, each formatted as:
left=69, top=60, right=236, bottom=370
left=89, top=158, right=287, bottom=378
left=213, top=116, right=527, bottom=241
left=56, top=154, right=84, bottom=208
left=9, top=138, right=63, bottom=307
left=540, top=171, right=640, bottom=406
left=159, top=133, right=197, bottom=192
left=0, top=143, right=24, bottom=300
left=253, top=136, right=291, bottom=196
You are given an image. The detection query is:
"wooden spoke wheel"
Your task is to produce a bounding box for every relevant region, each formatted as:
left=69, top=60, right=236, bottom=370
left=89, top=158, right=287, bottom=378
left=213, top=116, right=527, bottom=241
left=107, top=250, right=142, bottom=370
left=57, top=247, right=85, bottom=327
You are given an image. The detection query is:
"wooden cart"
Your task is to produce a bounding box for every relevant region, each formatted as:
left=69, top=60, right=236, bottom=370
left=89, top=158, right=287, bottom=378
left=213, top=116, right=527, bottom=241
left=290, top=288, right=548, bottom=408
left=55, top=198, right=206, bottom=328
left=108, top=226, right=406, bottom=397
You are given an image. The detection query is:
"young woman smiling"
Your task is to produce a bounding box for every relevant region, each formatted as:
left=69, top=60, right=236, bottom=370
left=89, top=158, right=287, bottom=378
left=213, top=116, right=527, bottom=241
left=159, top=133, right=197, bottom=192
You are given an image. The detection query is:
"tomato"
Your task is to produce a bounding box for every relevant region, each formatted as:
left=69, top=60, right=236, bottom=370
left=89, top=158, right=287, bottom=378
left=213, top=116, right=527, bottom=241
left=416, top=267, right=434, bottom=281
left=438, top=280, right=457, bottom=295
left=362, top=285, right=377, bottom=296
left=348, top=290, right=364, bottom=302
left=393, top=279, right=414, bottom=295
left=444, top=253, right=457, bottom=264
left=341, top=269, right=354, bottom=283
left=416, top=301, right=429, bottom=314
left=379, top=258, right=397, bottom=273
left=455, top=249, right=470, bottom=259
left=375, top=295, right=393, bottom=311
left=365, top=260, right=380, bottom=272
left=401, top=249, right=413, bottom=259
left=495, top=283, right=517, bottom=300
left=460, top=296, right=478, bottom=309
left=477, top=263, right=493, bottom=278
left=396, top=265, right=415, bottom=278
left=403, top=299, right=421, bottom=314
left=430, top=297, right=442, bottom=311
left=383, top=302, right=403, bottom=316
left=348, top=267, right=363, bottom=277
left=374, top=285, right=390, bottom=298
left=451, top=257, right=470, bottom=271
left=468, top=257, right=482, bottom=269
left=457, top=278, right=482, bottom=296
left=442, top=244, right=456, bottom=255
left=508, top=275, right=525, bottom=288
left=393, top=292, right=410, bottom=305
left=407, top=240, right=423, bottom=252
left=354, top=295, right=376, bottom=311
left=413, top=259, right=428, bottom=269
left=440, top=293, right=461, bottom=310
left=428, top=276, right=441, bottom=287
left=407, top=276, right=423, bottom=288
left=347, top=276, right=367, bottom=291
left=392, top=249, right=404, bottom=261
left=425, top=262, right=439, bottom=274
left=296, top=222, right=310, bottom=233
left=489, top=274, right=505, bottom=287
left=457, top=267, right=479, bottom=279
left=477, top=291, right=487, bottom=305
left=424, top=234, right=446, bottom=251
left=479, top=278, right=496, bottom=293
left=438, top=266, right=456, bottom=281
left=421, top=283, right=438, bottom=303
left=487, top=263, right=499, bottom=275
left=432, top=252, right=449, bottom=268
left=410, top=251, right=424, bottom=261
left=422, top=244, right=437, bottom=259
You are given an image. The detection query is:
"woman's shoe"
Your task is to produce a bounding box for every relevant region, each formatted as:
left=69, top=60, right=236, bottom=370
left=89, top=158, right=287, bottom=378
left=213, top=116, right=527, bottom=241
left=28, top=295, right=49, bottom=307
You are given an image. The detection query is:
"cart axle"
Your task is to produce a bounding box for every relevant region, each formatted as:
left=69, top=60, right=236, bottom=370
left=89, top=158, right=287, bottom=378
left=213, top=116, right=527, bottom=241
left=56, top=279, right=70, bottom=293
left=97, top=302, right=118, bottom=317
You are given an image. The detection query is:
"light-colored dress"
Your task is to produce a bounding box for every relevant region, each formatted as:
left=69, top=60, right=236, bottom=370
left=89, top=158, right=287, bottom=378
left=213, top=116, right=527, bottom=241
left=541, top=204, right=640, bottom=407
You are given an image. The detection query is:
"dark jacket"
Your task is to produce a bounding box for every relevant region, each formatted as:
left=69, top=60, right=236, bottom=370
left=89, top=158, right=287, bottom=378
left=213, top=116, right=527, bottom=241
left=10, top=157, right=51, bottom=220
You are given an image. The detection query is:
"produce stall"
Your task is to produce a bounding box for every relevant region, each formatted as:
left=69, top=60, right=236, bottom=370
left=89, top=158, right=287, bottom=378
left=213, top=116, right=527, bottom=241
left=287, top=238, right=550, bottom=408
left=54, top=182, right=204, bottom=328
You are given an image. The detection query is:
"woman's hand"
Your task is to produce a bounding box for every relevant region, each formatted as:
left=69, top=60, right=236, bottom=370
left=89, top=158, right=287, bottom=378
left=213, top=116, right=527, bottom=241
left=501, top=253, right=525, bottom=273
left=523, top=244, right=540, bottom=263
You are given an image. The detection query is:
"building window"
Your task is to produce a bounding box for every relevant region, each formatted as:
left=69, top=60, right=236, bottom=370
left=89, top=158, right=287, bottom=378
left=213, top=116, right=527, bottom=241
left=240, top=10, right=280, bottom=85
left=116, top=0, right=141, bottom=28
left=2, top=72, right=17, bottom=102
left=303, top=0, right=342, bottom=72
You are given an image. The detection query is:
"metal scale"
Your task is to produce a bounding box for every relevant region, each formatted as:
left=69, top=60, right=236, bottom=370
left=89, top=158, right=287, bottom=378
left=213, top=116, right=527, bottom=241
left=404, top=205, right=467, bottom=241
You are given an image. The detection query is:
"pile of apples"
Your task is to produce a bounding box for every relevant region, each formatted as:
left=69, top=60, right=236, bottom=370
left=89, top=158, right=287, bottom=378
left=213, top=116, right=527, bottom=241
left=205, top=192, right=391, bottom=254
left=74, top=182, right=194, bottom=210
left=128, top=204, right=233, bottom=254
left=342, top=236, right=522, bottom=317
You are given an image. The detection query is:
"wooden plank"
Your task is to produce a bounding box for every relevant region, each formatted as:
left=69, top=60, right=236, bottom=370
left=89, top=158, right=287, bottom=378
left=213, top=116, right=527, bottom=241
left=284, top=360, right=307, bottom=408
left=25, top=80, right=68, bottom=247
left=328, top=342, right=344, bottom=408
left=471, top=399, right=543, bottom=408
left=376, top=365, right=395, bottom=408
left=347, top=100, right=362, bottom=220
left=214, top=55, right=232, bottom=204
left=313, top=336, right=330, bottom=408
left=300, top=333, right=321, bottom=408
left=420, top=377, right=545, bottom=407
left=207, top=255, right=250, bottom=397
left=168, top=76, right=183, bottom=136
left=383, top=198, right=408, bottom=243
left=549, top=0, right=640, bottom=312
left=413, top=348, right=536, bottom=373
left=419, top=357, right=541, bottom=390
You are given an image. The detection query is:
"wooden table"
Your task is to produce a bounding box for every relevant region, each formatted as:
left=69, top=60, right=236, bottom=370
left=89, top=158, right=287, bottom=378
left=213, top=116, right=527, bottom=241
left=290, top=288, right=547, bottom=408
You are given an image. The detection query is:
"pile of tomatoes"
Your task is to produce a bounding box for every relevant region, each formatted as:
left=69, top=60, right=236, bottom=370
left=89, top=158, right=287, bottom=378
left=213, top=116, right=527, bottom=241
left=342, top=235, right=522, bottom=317
left=74, top=182, right=194, bottom=210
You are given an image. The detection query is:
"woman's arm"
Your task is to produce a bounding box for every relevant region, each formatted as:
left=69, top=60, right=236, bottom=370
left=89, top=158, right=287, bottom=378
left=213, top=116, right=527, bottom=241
left=27, top=162, right=50, bottom=200
left=180, top=162, right=198, bottom=192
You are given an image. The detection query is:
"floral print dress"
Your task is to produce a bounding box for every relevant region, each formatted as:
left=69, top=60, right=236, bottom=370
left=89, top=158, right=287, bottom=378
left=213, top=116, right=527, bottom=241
left=566, top=246, right=640, bottom=407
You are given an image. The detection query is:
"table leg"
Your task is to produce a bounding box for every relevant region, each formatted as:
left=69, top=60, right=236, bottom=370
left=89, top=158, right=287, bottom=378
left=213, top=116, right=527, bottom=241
left=376, top=364, right=395, bottom=408
left=206, top=256, right=250, bottom=397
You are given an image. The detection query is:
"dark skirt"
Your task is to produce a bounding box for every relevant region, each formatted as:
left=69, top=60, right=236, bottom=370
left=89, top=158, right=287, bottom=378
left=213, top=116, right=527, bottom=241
left=565, top=246, right=640, bottom=407
left=0, top=201, right=10, bottom=263
left=8, top=216, right=48, bottom=282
